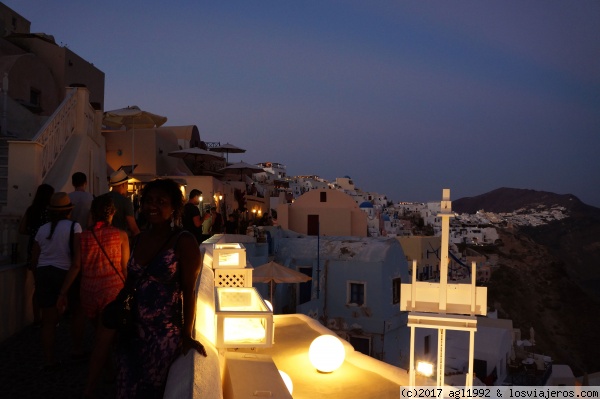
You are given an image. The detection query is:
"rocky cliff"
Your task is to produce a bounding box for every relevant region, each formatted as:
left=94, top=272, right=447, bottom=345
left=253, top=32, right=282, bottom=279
left=455, top=187, right=600, bottom=375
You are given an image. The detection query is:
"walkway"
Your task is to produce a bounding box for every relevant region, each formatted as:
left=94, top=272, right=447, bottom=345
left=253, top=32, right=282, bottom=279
left=0, top=316, right=116, bottom=399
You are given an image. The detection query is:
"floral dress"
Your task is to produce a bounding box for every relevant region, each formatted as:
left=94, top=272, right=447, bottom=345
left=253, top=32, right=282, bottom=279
left=115, top=231, right=185, bottom=399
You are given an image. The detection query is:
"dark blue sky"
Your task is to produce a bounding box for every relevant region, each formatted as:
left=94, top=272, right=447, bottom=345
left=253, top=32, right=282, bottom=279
left=6, top=1, right=600, bottom=206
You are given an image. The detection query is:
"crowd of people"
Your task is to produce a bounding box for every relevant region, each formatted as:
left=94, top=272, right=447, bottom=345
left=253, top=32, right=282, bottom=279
left=21, top=171, right=208, bottom=399
left=181, top=190, right=226, bottom=243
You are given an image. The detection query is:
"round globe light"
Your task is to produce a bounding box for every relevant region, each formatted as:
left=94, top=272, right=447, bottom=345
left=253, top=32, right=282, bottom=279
left=278, top=370, right=293, bottom=395
left=308, top=335, right=345, bottom=373
left=264, top=299, right=274, bottom=312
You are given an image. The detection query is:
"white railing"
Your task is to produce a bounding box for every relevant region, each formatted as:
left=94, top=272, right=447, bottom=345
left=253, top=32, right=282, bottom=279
left=33, top=88, right=78, bottom=180
left=0, top=87, right=101, bottom=343
left=6, top=87, right=100, bottom=215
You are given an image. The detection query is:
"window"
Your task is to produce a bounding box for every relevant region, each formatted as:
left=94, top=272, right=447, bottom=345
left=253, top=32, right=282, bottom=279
left=30, top=88, right=41, bottom=106
left=348, top=282, right=365, bottom=306
left=424, top=335, right=431, bottom=355
left=392, top=278, right=401, bottom=304
left=320, top=191, right=327, bottom=202
left=298, top=266, right=313, bottom=305
left=349, top=335, right=371, bottom=356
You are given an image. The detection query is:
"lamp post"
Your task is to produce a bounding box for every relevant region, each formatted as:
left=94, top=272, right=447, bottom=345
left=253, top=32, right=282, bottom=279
left=220, top=194, right=226, bottom=223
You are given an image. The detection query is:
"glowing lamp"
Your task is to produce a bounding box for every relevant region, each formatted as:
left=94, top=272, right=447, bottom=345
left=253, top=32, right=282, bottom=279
left=416, top=361, right=434, bottom=377
left=308, top=335, right=345, bottom=373
left=213, top=243, right=246, bottom=268
left=278, top=370, right=293, bottom=395
left=215, top=287, right=274, bottom=349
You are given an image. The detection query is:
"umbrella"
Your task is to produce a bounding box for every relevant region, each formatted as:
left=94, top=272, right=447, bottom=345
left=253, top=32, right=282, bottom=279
left=253, top=260, right=312, bottom=303
left=168, top=147, right=225, bottom=175
left=209, top=142, right=246, bottom=163
left=103, top=105, right=167, bottom=129
left=219, top=161, right=264, bottom=181
left=103, top=105, right=168, bottom=172
left=168, top=147, right=225, bottom=162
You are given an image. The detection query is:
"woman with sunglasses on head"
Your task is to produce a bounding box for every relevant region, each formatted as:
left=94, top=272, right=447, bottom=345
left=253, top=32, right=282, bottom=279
left=115, top=179, right=207, bottom=399
left=31, top=192, right=82, bottom=371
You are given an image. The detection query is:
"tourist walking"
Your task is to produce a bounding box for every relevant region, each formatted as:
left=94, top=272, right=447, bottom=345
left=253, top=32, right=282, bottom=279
left=69, top=172, right=94, bottom=229
left=19, top=183, right=55, bottom=326
left=210, top=206, right=223, bottom=235
left=224, top=213, right=237, bottom=234
left=31, top=192, right=82, bottom=370
left=72, top=194, right=129, bottom=397
left=106, top=170, right=140, bottom=239
left=200, top=209, right=212, bottom=242
left=115, top=179, right=206, bottom=398
left=182, top=189, right=202, bottom=243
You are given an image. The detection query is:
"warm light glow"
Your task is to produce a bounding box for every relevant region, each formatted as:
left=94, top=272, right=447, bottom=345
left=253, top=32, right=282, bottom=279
left=417, top=361, right=434, bottom=377
left=215, top=287, right=274, bottom=348
left=217, top=252, right=239, bottom=267
left=308, top=335, right=345, bottom=373
left=264, top=300, right=273, bottom=311
left=213, top=243, right=246, bottom=268
left=219, top=194, right=223, bottom=200
left=278, top=370, right=293, bottom=395
left=223, top=317, right=267, bottom=344
left=215, top=243, right=242, bottom=250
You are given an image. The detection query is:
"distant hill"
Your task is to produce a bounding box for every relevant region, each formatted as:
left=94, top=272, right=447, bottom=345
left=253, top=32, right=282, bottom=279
left=454, top=187, right=600, bottom=375
left=453, top=187, right=599, bottom=216
left=454, top=187, right=600, bottom=299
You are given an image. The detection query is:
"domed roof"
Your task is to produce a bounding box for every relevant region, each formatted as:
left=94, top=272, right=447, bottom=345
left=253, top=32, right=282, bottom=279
left=359, top=201, right=373, bottom=208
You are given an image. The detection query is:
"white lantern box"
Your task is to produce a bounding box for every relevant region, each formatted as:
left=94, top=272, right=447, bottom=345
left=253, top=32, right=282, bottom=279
left=213, top=243, right=246, bottom=268
left=215, top=287, right=274, bottom=349
left=207, top=243, right=253, bottom=288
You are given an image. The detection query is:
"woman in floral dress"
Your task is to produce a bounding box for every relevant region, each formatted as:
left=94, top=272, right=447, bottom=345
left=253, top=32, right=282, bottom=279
left=116, top=179, right=207, bottom=398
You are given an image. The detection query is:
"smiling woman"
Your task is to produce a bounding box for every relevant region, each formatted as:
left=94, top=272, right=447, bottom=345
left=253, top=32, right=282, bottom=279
left=115, top=179, right=207, bottom=399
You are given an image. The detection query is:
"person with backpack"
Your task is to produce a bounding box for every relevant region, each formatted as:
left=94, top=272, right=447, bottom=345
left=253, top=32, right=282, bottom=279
left=31, top=192, right=82, bottom=371
left=19, top=183, right=55, bottom=326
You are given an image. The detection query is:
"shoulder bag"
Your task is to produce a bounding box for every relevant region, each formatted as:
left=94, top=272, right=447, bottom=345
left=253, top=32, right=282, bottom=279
left=101, top=229, right=179, bottom=331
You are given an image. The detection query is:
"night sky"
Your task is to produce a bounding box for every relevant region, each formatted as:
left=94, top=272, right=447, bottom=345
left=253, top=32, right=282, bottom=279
left=5, top=1, right=599, bottom=206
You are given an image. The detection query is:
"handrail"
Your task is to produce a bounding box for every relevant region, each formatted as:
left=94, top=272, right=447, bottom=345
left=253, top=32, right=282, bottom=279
left=32, top=88, right=78, bottom=179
